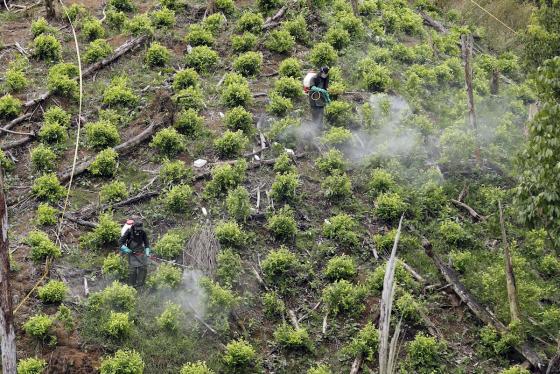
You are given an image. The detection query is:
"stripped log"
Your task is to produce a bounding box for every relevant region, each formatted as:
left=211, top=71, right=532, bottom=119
left=419, top=11, right=448, bottom=33
left=349, top=354, right=363, bottom=374
left=62, top=213, right=98, bottom=228
left=1, top=135, right=34, bottom=151
left=498, top=201, right=521, bottom=323
left=0, top=113, right=33, bottom=136
left=263, top=6, right=287, bottom=29
left=451, top=199, right=486, bottom=221
left=287, top=309, right=300, bottom=330
left=398, top=259, right=426, bottom=284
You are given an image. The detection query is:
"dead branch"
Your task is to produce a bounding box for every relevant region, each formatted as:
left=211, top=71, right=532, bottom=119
left=419, top=11, right=448, bottom=33
left=251, top=266, right=268, bottom=290
left=83, top=277, right=89, bottom=297
left=0, top=113, right=33, bottom=136
left=349, top=354, right=363, bottom=374
left=287, top=309, right=300, bottom=330
left=263, top=6, right=287, bottom=29
left=1, top=135, right=34, bottom=151
left=451, top=199, right=486, bottom=221
left=398, top=259, right=426, bottom=284
left=62, top=213, right=98, bottom=228
left=498, top=201, right=521, bottom=323
left=322, top=313, right=328, bottom=334
left=252, top=92, right=267, bottom=98
left=457, top=184, right=468, bottom=202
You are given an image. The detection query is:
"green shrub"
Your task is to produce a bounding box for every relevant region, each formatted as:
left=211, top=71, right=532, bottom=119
left=5, top=67, right=29, bottom=92
left=223, top=339, right=256, bottom=370
left=214, top=130, right=248, bottom=158
left=89, top=281, right=137, bottom=312
left=150, top=128, right=186, bottom=157
left=180, top=361, right=214, bottom=374
left=267, top=206, right=297, bottom=240
left=100, top=181, right=128, bottom=203
left=85, top=121, right=120, bottom=150
left=309, top=42, right=337, bottom=68
left=109, top=0, right=134, bottom=11
left=232, top=32, right=257, bottom=53
left=104, top=311, right=131, bottom=337
left=0, top=149, right=13, bottom=172
left=324, top=100, right=353, bottom=127
left=164, top=184, right=193, bottom=213
left=38, top=122, right=67, bottom=146
left=160, top=0, right=179, bottom=9
left=25, top=230, right=61, bottom=261
left=89, top=148, right=118, bottom=177
left=500, top=367, right=531, bottom=374
left=79, top=213, right=120, bottom=249
left=173, top=68, right=200, bottom=91
left=233, top=51, right=263, bottom=77
left=151, top=7, right=176, bottom=28
left=84, top=39, right=113, bottom=64
left=199, top=277, right=239, bottom=332
left=160, top=159, right=193, bottom=186
left=82, top=17, right=105, bottom=40
left=269, top=117, right=300, bottom=146
left=315, top=149, right=345, bottom=174
left=216, top=248, right=242, bottom=286
left=204, top=159, right=247, bottom=197
left=540, top=254, right=560, bottom=276
left=266, top=29, right=295, bottom=54
left=325, top=255, right=356, bottom=280
left=99, top=350, right=144, bottom=374
left=65, top=3, right=88, bottom=21
left=215, top=221, right=246, bottom=248
left=307, top=364, right=332, bottom=374
left=359, top=61, right=392, bottom=92
left=0, top=94, right=22, bottom=119
left=185, top=24, right=214, bottom=47
left=321, top=172, right=352, bottom=200
left=326, top=26, right=350, bottom=50
left=278, top=58, right=301, bottom=79
left=36, top=204, right=58, bottom=226
left=102, top=76, right=138, bottom=107
left=23, top=314, right=53, bottom=339
left=274, top=323, right=312, bottom=350
left=203, top=13, right=226, bottom=34
left=154, top=230, right=185, bottom=259
left=395, top=291, right=423, bottom=322
left=185, top=46, right=219, bottom=72
left=33, top=34, right=62, bottom=61
left=373, top=229, right=419, bottom=253
left=17, top=357, right=47, bottom=374
left=267, top=92, right=293, bottom=116
left=439, top=220, right=470, bottom=246
left=345, top=322, right=379, bottom=361
left=32, top=173, right=65, bottom=203
left=225, top=106, right=253, bottom=134
left=31, top=17, right=56, bottom=37
left=263, top=291, right=285, bottom=317
left=226, top=186, right=251, bottom=222
left=335, top=11, right=364, bottom=37
left=157, top=302, right=182, bottom=331
left=271, top=172, right=299, bottom=203
left=236, top=12, right=264, bottom=34
left=323, top=213, right=358, bottom=247
left=369, top=168, right=396, bottom=196
left=221, top=81, right=252, bottom=108
left=37, top=280, right=67, bottom=303
left=125, top=14, right=154, bottom=36
left=375, top=192, right=407, bottom=221
left=102, top=252, right=127, bottom=279
left=320, top=127, right=351, bottom=146
left=322, top=279, right=365, bottom=315
left=282, top=15, right=309, bottom=43
left=262, top=246, right=299, bottom=290
left=215, top=0, right=235, bottom=14
left=145, top=42, right=171, bottom=67
left=44, top=106, right=71, bottom=126
left=174, top=86, right=204, bottom=111
left=47, top=63, right=79, bottom=98
left=30, top=145, right=57, bottom=173
left=257, top=0, right=281, bottom=13
left=405, top=333, right=445, bottom=373
left=273, top=152, right=296, bottom=174
left=367, top=262, right=417, bottom=291
left=273, top=77, right=302, bottom=99
left=175, top=108, right=203, bottom=137
left=106, top=10, right=127, bottom=29
left=146, top=263, right=182, bottom=289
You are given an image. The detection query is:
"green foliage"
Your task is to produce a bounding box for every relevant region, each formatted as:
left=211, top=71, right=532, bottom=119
left=102, top=76, right=138, bottom=107
left=315, top=149, right=346, bottom=175
left=257, top=0, right=281, bottom=13
left=174, top=86, right=204, bottom=111
left=102, top=252, right=127, bottom=279
left=145, top=42, right=171, bottom=67
left=267, top=92, right=293, bottom=116
left=200, top=277, right=239, bottom=332
left=39, top=122, right=67, bottom=146
left=125, top=14, right=154, bottom=36
left=23, top=314, right=53, bottom=339
left=104, top=311, right=131, bottom=337
left=84, top=39, right=113, bottom=64
left=44, top=105, right=71, bottom=126
left=99, top=349, right=144, bottom=374
left=185, top=45, right=219, bottom=72
left=232, top=32, right=258, bottom=53
left=4, top=60, right=29, bottom=92
left=0, top=94, right=22, bottom=119
left=89, top=281, right=137, bottom=312
left=326, top=26, right=350, bottom=50
left=146, top=263, right=182, bottom=289
left=309, top=42, right=337, bottom=68
left=268, top=117, right=300, bottom=146
left=80, top=213, right=120, bottom=249
left=322, top=279, right=365, bottom=315
left=151, top=7, right=176, bottom=28
left=157, top=302, right=182, bottom=331
left=375, top=192, right=407, bottom=221
left=31, top=17, right=56, bottom=37
left=373, top=229, right=419, bottom=253
left=321, top=127, right=352, bottom=146
left=335, top=11, right=364, bottom=37
left=89, top=148, right=118, bottom=177
left=159, top=0, right=179, bottom=10
left=100, top=181, right=128, bottom=203
left=160, top=159, right=193, bottom=186
left=539, top=254, right=560, bottom=276
left=185, top=24, right=215, bottom=47
left=521, top=2, right=560, bottom=69
left=266, top=29, right=295, bottom=54
left=204, top=159, right=247, bottom=197
left=500, top=367, right=531, bottom=374
left=274, top=77, right=302, bottom=99
left=324, top=100, right=353, bottom=127
left=173, top=68, right=200, bottom=91
left=37, top=280, right=67, bottom=303
left=0, top=149, right=13, bottom=172
left=154, top=230, right=185, bottom=259
left=223, top=339, right=256, bottom=370
left=216, top=248, right=242, bottom=286
left=324, top=255, right=356, bottom=280
left=225, top=106, right=253, bottom=134
left=273, top=152, right=296, bottom=174
left=321, top=172, right=352, bottom=200
left=323, top=213, right=358, bottom=247
left=25, top=230, right=62, bottom=261
left=164, top=184, right=193, bottom=213
left=31, top=173, right=65, bottom=203
left=82, top=17, right=105, bottom=40
left=345, top=322, right=379, bottom=361
left=17, top=357, right=47, bottom=374
left=262, top=246, right=299, bottom=293
left=85, top=121, right=120, bottom=150
left=439, top=220, right=470, bottom=246
left=36, top=203, right=58, bottom=226
left=278, top=57, right=301, bottom=79
left=31, top=144, right=57, bottom=173
left=64, top=3, right=88, bottom=21
left=109, top=0, right=134, bottom=12
left=395, top=291, right=423, bottom=322
left=405, top=333, right=445, bottom=373
left=215, top=220, right=246, bottom=248
left=221, top=78, right=252, bottom=108
left=282, top=15, right=309, bottom=44
left=271, top=172, right=299, bottom=203
left=307, top=365, right=332, bottom=374
left=369, top=168, right=396, bottom=196
left=273, top=323, right=312, bottom=350
left=33, top=34, right=62, bottom=62
left=180, top=361, right=215, bottom=374
left=106, top=10, right=127, bottom=29
left=214, top=130, right=248, bottom=158
left=226, top=186, right=251, bottom=222
left=358, top=60, right=392, bottom=92
left=267, top=205, right=297, bottom=240
left=263, top=291, right=285, bottom=317
left=233, top=51, right=263, bottom=77
left=215, top=0, right=235, bottom=14
left=236, top=12, right=264, bottom=34
left=150, top=128, right=187, bottom=157
left=438, top=126, right=476, bottom=167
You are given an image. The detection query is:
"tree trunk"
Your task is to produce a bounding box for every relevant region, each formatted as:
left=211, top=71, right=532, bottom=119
left=44, top=0, right=55, bottom=19
left=349, top=0, right=358, bottom=15
left=490, top=69, right=500, bottom=95
left=0, top=167, right=17, bottom=374
left=498, top=201, right=521, bottom=323
left=461, top=34, right=481, bottom=165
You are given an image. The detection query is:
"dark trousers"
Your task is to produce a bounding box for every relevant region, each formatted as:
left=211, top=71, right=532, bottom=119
left=311, top=106, right=324, bottom=128
left=128, top=266, right=147, bottom=287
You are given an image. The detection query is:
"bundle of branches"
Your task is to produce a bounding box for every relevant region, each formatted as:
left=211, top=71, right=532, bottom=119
left=184, top=225, right=219, bottom=275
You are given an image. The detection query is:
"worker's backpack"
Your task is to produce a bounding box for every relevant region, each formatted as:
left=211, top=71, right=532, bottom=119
left=303, top=70, right=317, bottom=94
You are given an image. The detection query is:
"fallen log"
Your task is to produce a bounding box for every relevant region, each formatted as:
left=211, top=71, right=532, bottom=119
left=1, top=135, right=34, bottom=151
left=287, top=309, right=300, bottom=330
left=263, top=6, right=287, bottom=29
left=0, top=113, right=33, bottom=136
left=62, top=213, right=98, bottom=228
left=398, top=259, right=426, bottom=284
left=451, top=199, right=486, bottom=221
left=419, top=11, right=448, bottom=33
left=349, top=354, right=363, bottom=374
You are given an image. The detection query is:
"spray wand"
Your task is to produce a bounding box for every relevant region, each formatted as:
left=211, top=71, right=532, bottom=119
left=148, top=255, right=192, bottom=269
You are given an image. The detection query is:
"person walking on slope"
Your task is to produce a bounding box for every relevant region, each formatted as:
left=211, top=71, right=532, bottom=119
left=119, top=218, right=151, bottom=288
left=308, top=66, right=331, bottom=128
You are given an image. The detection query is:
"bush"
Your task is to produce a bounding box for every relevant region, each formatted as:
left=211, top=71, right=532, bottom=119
left=23, top=314, right=53, bottom=339
left=215, top=0, right=235, bottom=14
left=174, top=109, right=203, bottom=137
left=223, top=339, right=257, bottom=369
left=257, top=0, right=281, bottom=13
left=321, top=127, right=351, bottom=146
left=373, top=229, right=419, bottom=253
left=38, top=122, right=67, bottom=146
left=232, top=32, right=257, bottom=53
left=266, top=29, right=295, bottom=54
left=335, top=11, right=364, bottom=37
left=159, top=0, right=179, bottom=9
left=185, top=46, right=219, bottom=72
left=37, top=280, right=67, bottom=303
left=89, top=148, right=118, bottom=177
left=236, top=12, right=264, bottom=34
left=173, top=68, right=200, bottom=91
left=100, top=181, right=128, bottom=203
left=146, top=263, right=182, bottom=289
left=405, top=333, right=444, bottom=372
left=30, top=145, right=57, bottom=173
left=154, top=231, right=185, bottom=259
left=17, top=357, right=47, bottom=374
left=47, top=63, right=79, bottom=98
left=439, top=220, right=470, bottom=246
left=150, top=128, right=186, bottom=157
left=267, top=206, right=297, bottom=240
left=540, top=254, right=560, bottom=276
left=262, top=246, right=299, bottom=289
left=102, top=252, right=127, bottom=279
left=25, top=230, right=62, bottom=261
left=345, top=322, right=379, bottom=361
left=375, top=192, right=407, bottom=221
left=359, top=61, right=392, bottom=92
left=269, top=117, right=300, bottom=145
left=109, top=0, right=134, bottom=11
left=214, top=130, right=248, bottom=158
left=325, top=255, right=356, bottom=280
left=309, top=42, right=337, bottom=68
left=65, top=3, right=88, bottom=21
left=203, top=13, right=226, bottom=34
left=326, top=26, right=350, bottom=50
left=274, top=323, right=312, bottom=350
left=324, top=100, right=353, bottom=127
left=160, top=159, right=193, bottom=186
left=500, top=367, right=531, bottom=374
left=79, top=213, right=120, bottom=249
left=271, top=172, right=299, bottom=203
left=215, top=221, right=246, bottom=248
left=267, top=92, right=293, bottom=116
left=278, top=57, right=301, bottom=79
left=321, top=172, right=352, bottom=200
left=185, top=24, right=214, bottom=47
left=104, top=311, right=131, bottom=337
left=394, top=291, right=423, bottom=322
left=106, top=10, right=127, bottom=29
left=44, top=105, right=71, bottom=126
left=145, top=42, right=171, bottom=67
left=102, top=76, right=138, bottom=107
left=99, top=350, right=144, bottom=374
left=174, top=86, right=204, bottom=111
left=263, top=291, right=285, bottom=317
left=125, top=14, right=154, bottom=36
left=315, top=149, right=345, bottom=174
left=323, top=213, right=359, bottom=247
left=89, top=281, right=137, bottom=312
left=221, top=82, right=252, bottom=108
left=82, top=17, right=105, bottom=40
left=84, top=39, right=113, bottom=64
left=5, top=67, right=29, bottom=92
left=322, top=279, right=365, bottom=315
left=369, top=168, right=396, bottom=196
left=225, top=106, right=253, bottom=134
left=226, top=186, right=251, bottom=222
left=151, top=7, right=176, bottom=28
left=33, top=34, right=62, bottom=62
left=199, top=277, right=239, bottom=332
left=157, top=302, right=182, bottom=331
left=31, top=17, right=56, bottom=37
left=233, top=51, right=263, bottom=77
left=180, top=361, right=214, bottom=374
left=367, top=262, right=416, bottom=291
left=273, top=152, right=296, bottom=174
left=85, top=121, right=120, bottom=150
left=204, top=159, right=247, bottom=197
left=0, top=149, right=13, bottom=172
left=164, top=184, right=193, bottom=213
left=0, top=94, right=22, bottom=119
left=307, top=365, right=332, bottom=374
left=282, top=15, right=309, bottom=43
left=32, top=173, right=65, bottom=203
left=215, top=248, right=242, bottom=286
left=273, top=77, right=302, bottom=99
left=36, top=204, right=58, bottom=226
